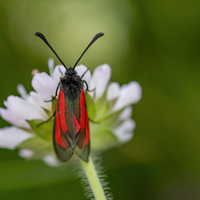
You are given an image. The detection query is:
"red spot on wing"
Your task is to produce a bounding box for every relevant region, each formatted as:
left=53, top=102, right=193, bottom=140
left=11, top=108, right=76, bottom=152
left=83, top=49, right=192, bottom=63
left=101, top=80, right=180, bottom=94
left=55, top=112, right=67, bottom=149
left=59, top=90, right=80, bottom=135
left=58, top=90, right=68, bottom=132
left=80, top=90, right=90, bottom=148
left=73, top=115, right=80, bottom=135
left=82, top=111, right=90, bottom=148
left=54, top=90, right=68, bottom=149
left=80, top=90, right=86, bottom=131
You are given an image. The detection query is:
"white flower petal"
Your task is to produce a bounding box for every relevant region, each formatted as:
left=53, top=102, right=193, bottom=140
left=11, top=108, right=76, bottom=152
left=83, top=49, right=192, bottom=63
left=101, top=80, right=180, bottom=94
left=52, top=65, right=66, bottom=85
left=90, top=64, right=111, bottom=100
left=48, top=58, right=54, bottom=75
left=0, top=127, right=33, bottom=149
left=113, top=119, right=135, bottom=143
left=17, top=84, right=28, bottom=99
left=32, top=72, right=57, bottom=101
left=0, top=108, right=30, bottom=128
left=119, top=106, right=132, bottom=121
left=29, top=92, right=52, bottom=112
left=19, top=149, right=34, bottom=158
left=4, top=95, right=45, bottom=120
left=113, top=81, right=142, bottom=111
left=75, top=65, right=91, bottom=90
left=107, top=82, right=120, bottom=101
left=43, top=154, right=59, bottom=167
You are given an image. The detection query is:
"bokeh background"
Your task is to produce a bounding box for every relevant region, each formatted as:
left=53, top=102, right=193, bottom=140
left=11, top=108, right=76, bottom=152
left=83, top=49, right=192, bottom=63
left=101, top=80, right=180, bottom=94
left=0, top=0, right=200, bottom=199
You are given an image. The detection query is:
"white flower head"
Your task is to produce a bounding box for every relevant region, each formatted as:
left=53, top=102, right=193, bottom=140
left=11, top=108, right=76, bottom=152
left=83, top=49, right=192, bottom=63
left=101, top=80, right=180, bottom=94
left=0, top=59, right=142, bottom=165
left=90, top=64, right=111, bottom=100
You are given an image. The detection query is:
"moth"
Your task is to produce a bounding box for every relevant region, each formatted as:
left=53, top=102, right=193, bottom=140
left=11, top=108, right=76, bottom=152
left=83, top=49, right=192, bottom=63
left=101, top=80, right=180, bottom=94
left=35, top=32, right=104, bottom=162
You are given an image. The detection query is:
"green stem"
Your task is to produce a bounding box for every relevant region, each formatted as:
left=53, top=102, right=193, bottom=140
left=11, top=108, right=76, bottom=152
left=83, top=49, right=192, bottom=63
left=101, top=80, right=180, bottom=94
left=80, top=156, right=106, bottom=200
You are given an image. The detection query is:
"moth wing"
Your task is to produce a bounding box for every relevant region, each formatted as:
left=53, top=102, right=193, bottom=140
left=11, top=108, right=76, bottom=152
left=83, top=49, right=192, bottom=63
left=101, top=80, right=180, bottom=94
left=53, top=90, right=74, bottom=162
left=75, top=90, right=90, bottom=162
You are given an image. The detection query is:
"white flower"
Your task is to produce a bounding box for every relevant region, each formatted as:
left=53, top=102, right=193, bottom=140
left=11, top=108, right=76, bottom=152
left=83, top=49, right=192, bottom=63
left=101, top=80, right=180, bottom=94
left=42, top=154, right=59, bottom=167
left=90, top=64, right=111, bottom=100
left=0, top=59, right=142, bottom=165
left=114, top=119, right=136, bottom=143
left=107, top=82, right=120, bottom=101
left=0, top=127, right=33, bottom=149
left=112, top=81, right=142, bottom=112
left=32, top=72, right=58, bottom=101
left=19, top=149, right=34, bottom=158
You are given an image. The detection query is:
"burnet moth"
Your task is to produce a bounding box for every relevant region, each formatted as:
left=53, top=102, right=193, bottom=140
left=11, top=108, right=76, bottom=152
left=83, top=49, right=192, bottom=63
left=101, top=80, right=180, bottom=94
left=35, top=32, right=104, bottom=162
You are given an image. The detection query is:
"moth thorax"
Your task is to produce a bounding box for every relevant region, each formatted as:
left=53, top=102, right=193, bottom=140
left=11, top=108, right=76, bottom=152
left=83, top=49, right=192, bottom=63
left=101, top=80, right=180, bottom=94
left=61, top=77, right=83, bottom=100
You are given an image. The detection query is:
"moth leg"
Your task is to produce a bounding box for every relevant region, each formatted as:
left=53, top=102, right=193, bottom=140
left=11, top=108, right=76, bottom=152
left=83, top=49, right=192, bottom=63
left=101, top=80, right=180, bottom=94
left=81, top=69, right=96, bottom=92
left=83, top=80, right=96, bottom=92
left=45, top=82, right=60, bottom=102
left=81, top=68, right=89, bottom=79
left=87, top=87, right=96, bottom=92
left=37, top=112, right=55, bottom=127
left=89, top=118, right=100, bottom=124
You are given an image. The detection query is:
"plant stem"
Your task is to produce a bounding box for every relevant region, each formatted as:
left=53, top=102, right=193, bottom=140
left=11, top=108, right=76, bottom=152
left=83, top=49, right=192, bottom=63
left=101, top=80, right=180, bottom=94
left=80, top=156, right=106, bottom=200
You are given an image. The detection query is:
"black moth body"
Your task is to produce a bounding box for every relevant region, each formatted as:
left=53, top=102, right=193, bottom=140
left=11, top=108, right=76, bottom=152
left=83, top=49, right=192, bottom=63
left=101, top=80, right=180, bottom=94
left=35, top=32, right=104, bottom=162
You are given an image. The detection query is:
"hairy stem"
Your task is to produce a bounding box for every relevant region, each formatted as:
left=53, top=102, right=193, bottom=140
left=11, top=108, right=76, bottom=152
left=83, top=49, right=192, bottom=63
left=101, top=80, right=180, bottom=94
left=80, top=156, right=106, bottom=200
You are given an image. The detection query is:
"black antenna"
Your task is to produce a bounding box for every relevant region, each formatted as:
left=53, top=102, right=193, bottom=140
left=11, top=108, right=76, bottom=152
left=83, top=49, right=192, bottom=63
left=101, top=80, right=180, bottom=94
left=35, top=32, right=67, bottom=70
left=73, top=32, right=104, bottom=69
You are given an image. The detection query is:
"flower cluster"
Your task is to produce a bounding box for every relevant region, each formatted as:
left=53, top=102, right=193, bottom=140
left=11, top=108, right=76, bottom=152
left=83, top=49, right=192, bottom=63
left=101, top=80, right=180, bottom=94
left=0, top=59, right=142, bottom=166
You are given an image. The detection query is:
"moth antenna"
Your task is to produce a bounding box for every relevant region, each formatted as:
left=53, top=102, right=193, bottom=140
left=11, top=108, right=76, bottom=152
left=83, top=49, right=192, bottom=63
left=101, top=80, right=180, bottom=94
left=35, top=32, right=68, bottom=70
left=73, top=32, right=104, bottom=69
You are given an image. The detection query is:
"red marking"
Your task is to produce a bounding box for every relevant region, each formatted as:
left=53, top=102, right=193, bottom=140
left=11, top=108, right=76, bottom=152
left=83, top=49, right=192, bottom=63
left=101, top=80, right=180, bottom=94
left=73, top=115, right=80, bottom=135
left=79, top=90, right=90, bottom=148
left=55, top=112, right=67, bottom=149
left=82, top=111, right=90, bottom=148
left=80, top=90, right=86, bottom=131
left=58, top=90, right=68, bottom=132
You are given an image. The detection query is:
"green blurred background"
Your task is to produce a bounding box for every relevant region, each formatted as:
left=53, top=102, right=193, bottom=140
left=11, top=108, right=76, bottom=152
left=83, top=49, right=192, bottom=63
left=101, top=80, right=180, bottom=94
left=0, top=0, right=200, bottom=199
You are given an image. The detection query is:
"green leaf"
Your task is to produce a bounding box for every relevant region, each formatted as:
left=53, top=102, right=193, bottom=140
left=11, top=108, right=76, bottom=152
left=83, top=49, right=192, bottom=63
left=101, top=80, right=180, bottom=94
left=85, top=92, right=96, bottom=120
left=17, top=136, right=54, bottom=163
left=27, top=119, right=54, bottom=141
left=90, top=123, right=119, bottom=152
left=18, top=136, right=52, bottom=151
left=51, top=98, right=57, bottom=113
left=95, top=94, right=110, bottom=120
